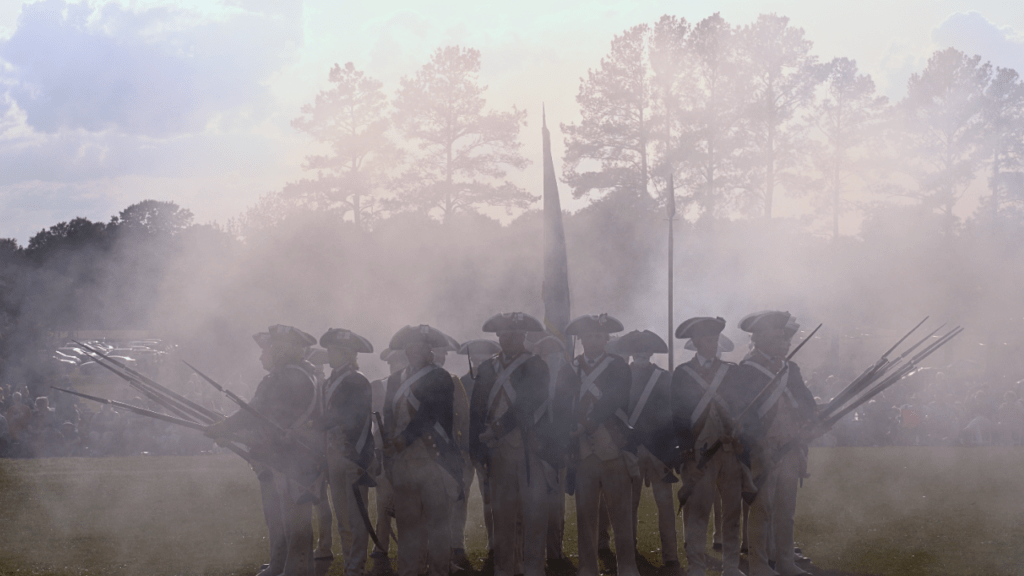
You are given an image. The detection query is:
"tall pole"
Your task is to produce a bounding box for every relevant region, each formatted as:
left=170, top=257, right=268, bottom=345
left=667, top=175, right=676, bottom=371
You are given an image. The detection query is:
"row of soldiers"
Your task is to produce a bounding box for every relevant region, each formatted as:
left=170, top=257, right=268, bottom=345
left=204, top=309, right=816, bottom=576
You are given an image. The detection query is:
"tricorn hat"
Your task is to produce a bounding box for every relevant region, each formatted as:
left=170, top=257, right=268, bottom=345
left=388, top=324, right=454, bottom=350
left=458, top=339, right=501, bottom=356
left=675, top=316, right=727, bottom=340
left=609, top=330, right=668, bottom=354
left=319, top=328, right=374, bottom=353
left=482, top=312, right=544, bottom=333
left=254, top=325, right=317, bottom=349
left=683, top=333, right=735, bottom=353
left=738, top=311, right=792, bottom=334
left=564, top=313, right=625, bottom=336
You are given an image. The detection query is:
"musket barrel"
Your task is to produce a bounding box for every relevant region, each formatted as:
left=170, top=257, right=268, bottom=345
left=75, top=341, right=223, bottom=421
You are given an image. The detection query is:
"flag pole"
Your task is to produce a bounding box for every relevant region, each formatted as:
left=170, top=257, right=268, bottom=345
left=667, top=175, right=676, bottom=372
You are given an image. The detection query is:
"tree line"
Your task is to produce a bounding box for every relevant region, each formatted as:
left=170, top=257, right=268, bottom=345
left=239, top=12, right=1023, bottom=242
left=2, top=11, right=1024, bottom=389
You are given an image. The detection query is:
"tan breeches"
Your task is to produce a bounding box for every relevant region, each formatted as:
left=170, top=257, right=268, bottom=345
left=682, top=454, right=743, bottom=576
left=631, top=446, right=679, bottom=564
left=576, top=454, right=640, bottom=576
left=747, top=449, right=802, bottom=576
left=327, top=451, right=369, bottom=576
left=390, top=453, right=458, bottom=576
left=489, top=441, right=553, bottom=576
left=260, top=471, right=314, bottom=576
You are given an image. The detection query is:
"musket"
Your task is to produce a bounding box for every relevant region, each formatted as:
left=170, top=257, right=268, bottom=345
left=52, top=386, right=260, bottom=466
left=75, top=340, right=223, bottom=422
left=79, top=350, right=216, bottom=425
left=821, top=326, right=962, bottom=429
left=54, top=386, right=206, bottom=432
left=747, top=326, right=963, bottom=501
left=183, top=361, right=317, bottom=456
left=820, top=319, right=940, bottom=420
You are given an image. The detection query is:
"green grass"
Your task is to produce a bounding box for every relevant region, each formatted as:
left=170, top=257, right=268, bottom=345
left=1, top=448, right=1023, bottom=576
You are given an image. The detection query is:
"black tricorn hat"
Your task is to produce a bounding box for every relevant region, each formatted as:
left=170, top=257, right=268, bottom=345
left=683, top=333, right=735, bottom=353
left=319, top=328, right=374, bottom=353
left=564, top=313, right=624, bottom=336
left=676, top=316, right=727, bottom=340
left=388, top=324, right=454, bottom=350
left=458, top=339, right=501, bottom=356
left=738, top=311, right=791, bottom=334
left=610, top=330, right=668, bottom=354
left=482, top=312, right=544, bottom=333
left=255, top=325, right=317, bottom=349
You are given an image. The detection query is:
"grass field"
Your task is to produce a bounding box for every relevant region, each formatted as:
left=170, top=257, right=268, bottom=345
left=1, top=447, right=1022, bottom=576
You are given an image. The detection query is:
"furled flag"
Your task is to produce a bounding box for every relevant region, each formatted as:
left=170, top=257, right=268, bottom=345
left=542, top=106, right=571, bottom=347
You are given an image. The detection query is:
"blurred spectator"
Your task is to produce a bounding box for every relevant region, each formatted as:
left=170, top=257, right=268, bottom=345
left=0, top=412, right=11, bottom=457
left=5, top=392, right=31, bottom=442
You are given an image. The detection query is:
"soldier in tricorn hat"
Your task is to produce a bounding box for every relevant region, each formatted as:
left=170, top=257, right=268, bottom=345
left=673, top=317, right=745, bottom=576
left=608, top=330, right=680, bottom=576
left=317, top=328, right=375, bottom=576
left=734, top=311, right=816, bottom=576
left=381, top=325, right=465, bottom=576
left=206, top=324, right=320, bottom=576
left=468, top=312, right=550, bottom=576
left=561, top=314, right=640, bottom=576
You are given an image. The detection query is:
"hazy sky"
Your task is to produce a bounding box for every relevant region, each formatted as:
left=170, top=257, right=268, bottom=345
left=0, top=0, right=1021, bottom=244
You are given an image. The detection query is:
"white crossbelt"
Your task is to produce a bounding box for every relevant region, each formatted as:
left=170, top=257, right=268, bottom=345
left=627, top=367, right=664, bottom=427
left=392, top=365, right=434, bottom=411
left=486, top=354, right=532, bottom=413
left=744, top=361, right=795, bottom=418
left=322, top=366, right=370, bottom=452
left=682, top=363, right=729, bottom=426
left=579, top=356, right=614, bottom=400
left=395, top=366, right=451, bottom=443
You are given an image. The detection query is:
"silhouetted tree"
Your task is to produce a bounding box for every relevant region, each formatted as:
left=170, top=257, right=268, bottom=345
left=26, top=217, right=108, bottom=260
left=676, top=13, right=749, bottom=220
left=393, top=46, right=530, bottom=220
left=288, top=62, right=397, bottom=227
left=896, top=48, right=991, bottom=237
left=562, top=24, right=657, bottom=200
left=980, top=66, right=1024, bottom=235
left=111, top=200, right=194, bottom=237
left=647, top=15, right=690, bottom=190
left=804, top=57, right=888, bottom=239
left=739, top=13, right=827, bottom=219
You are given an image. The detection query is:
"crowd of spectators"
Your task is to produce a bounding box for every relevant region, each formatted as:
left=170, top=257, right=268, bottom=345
left=807, top=368, right=1024, bottom=447
left=0, top=375, right=220, bottom=458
